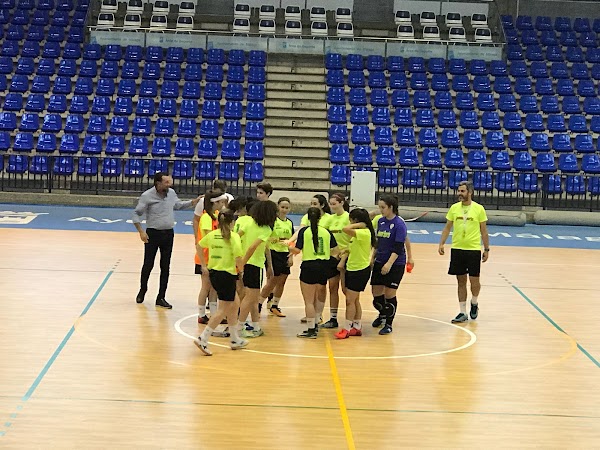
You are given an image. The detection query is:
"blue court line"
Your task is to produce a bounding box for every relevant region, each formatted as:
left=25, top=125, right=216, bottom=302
left=0, top=270, right=113, bottom=438
left=512, top=285, right=600, bottom=369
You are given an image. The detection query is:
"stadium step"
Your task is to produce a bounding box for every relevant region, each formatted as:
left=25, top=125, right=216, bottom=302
left=265, top=127, right=327, bottom=138
left=267, top=73, right=326, bottom=84
left=267, top=100, right=325, bottom=111
left=266, top=118, right=327, bottom=129
left=267, top=147, right=329, bottom=160
left=264, top=137, right=329, bottom=149
left=266, top=108, right=326, bottom=119
left=266, top=82, right=326, bottom=93
left=267, top=90, right=325, bottom=101
left=267, top=156, right=330, bottom=169
left=267, top=66, right=325, bottom=76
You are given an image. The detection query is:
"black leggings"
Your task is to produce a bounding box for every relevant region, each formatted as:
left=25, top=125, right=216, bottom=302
left=140, top=228, right=174, bottom=299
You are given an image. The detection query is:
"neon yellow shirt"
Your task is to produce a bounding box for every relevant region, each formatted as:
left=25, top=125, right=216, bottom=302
left=270, top=216, right=294, bottom=252
left=296, top=226, right=336, bottom=261
left=346, top=228, right=372, bottom=272
left=239, top=218, right=273, bottom=268
left=234, top=215, right=252, bottom=235
left=198, top=230, right=243, bottom=275
left=446, top=201, right=488, bottom=250
left=372, top=214, right=382, bottom=231
left=326, top=211, right=351, bottom=250
left=300, top=212, right=330, bottom=227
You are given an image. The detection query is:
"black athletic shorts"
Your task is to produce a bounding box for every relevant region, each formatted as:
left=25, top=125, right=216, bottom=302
left=209, top=270, right=237, bottom=301
left=270, top=250, right=291, bottom=276
left=370, top=261, right=404, bottom=289
left=242, top=263, right=263, bottom=289
left=448, top=249, right=481, bottom=277
left=300, top=260, right=329, bottom=286
left=326, top=256, right=341, bottom=279
left=195, top=264, right=203, bottom=275
left=344, top=266, right=372, bottom=292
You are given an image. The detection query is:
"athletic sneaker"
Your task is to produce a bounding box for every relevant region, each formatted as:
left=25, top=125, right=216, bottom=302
left=348, top=327, right=362, bottom=337
left=211, top=328, right=231, bottom=338
left=297, top=329, right=317, bottom=339
left=452, top=313, right=468, bottom=323
left=321, top=318, right=338, bottom=329
left=266, top=300, right=273, bottom=310
left=269, top=306, right=286, bottom=317
left=300, top=317, right=307, bottom=323
left=372, top=316, right=384, bottom=328
left=194, top=338, right=212, bottom=356
left=230, top=339, right=249, bottom=350
left=379, top=325, right=393, bottom=335
left=198, top=315, right=209, bottom=324
left=155, top=298, right=172, bottom=309
left=240, top=328, right=254, bottom=339
left=244, top=322, right=254, bottom=331
left=470, top=303, right=479, bottom=320
left=335, top=329, right=350, bottom=339
left=246, top=328, right=264, bottom=338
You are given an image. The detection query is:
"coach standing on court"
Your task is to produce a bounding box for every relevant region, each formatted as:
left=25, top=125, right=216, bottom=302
left=438, top=181, right=490, bottom=323
left=132, top=172, right=201, bottom=309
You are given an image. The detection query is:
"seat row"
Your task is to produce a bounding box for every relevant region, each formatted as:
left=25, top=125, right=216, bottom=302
left=507, top=43, right=600, bottom=62
left=2, top=134, right=265, bottom=159
left=326, top=88, right=600, bottom=114
left=332, top=165, right=600, bottom=195
left=0, top=24, right=85, bottom=42
left=0, top=0, right=84, bottom=10
left=0, top=98, right=267, bottom=119
left=328, top=126, right=600, bottom=153
left=503, top=15, right=600, bottom=33
left=2, top=155, right=264, bottom=181
left=505, top=29, right=599, bottom=48
left=327, top=106, right=600, bottom=132
left=0, top=9, right=86, bottom=26
left=330, top=146, right=600, bottom=173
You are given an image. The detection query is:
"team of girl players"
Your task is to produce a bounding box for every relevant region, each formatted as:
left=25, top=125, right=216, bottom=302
left=194, top=183, right=414, bottom=356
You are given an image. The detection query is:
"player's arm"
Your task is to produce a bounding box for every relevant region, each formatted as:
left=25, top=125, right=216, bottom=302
left=438, top=220, right=453, bottom=255
left=405, top=235, right=414, bottom=267
left=480, top=221, right=490, bottom=262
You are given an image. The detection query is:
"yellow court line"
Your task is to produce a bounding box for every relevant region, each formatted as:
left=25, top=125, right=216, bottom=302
left=325, top=336, right=356, bottom=450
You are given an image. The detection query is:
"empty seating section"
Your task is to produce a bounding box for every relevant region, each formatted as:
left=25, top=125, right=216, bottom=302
left=327, top=38, right=600, bottom=194
left=0, top=19, right=267, bottom=185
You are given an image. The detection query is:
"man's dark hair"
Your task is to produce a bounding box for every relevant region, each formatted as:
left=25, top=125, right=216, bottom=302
left=153, top=172, right=168, bottom=186
left=458, top=181, right=474, bottom=195
left=213, top=180, right=227, bottom=192
left=256, top=182, right=273, bottom=196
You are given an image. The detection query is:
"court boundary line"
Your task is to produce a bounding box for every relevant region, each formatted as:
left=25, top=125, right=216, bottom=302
left=0, top=267, right=115, bottom=438
left=511, top=285, right=600, bottom=369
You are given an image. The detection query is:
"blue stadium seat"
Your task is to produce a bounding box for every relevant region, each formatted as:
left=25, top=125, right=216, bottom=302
left=148, top=159, right=169, bottom=177
left=391, top=90, right=409, bottom=108
left=507, top=45, right=524, bottom=60
left=592, top=117, right=600, bottom=133
left=70, top=95, right=89, bottom=114
left=82, top=135, right=102, bottom=154
left=410, top=73, right=429, bottom=91
left=418, top=128, right=438, bottom=147
left=541, top=95, right=560, bottom=114
left=182, top=81, right=201, bottom=100
left=584, top=98, right=600, bottom=115
left=140, top=136, right=162, bottom=157
left=448, top=170, right=468, bottom=189
left=469, top=59, right=488, bottom=76
left=416, top=109, right=434, bottom=127
left=525, top=45, right=543, bottom=61
left=227, top=66, right=245, bottom=84
left=448, top=58, right=467, bottom=75
left=219, top=162, right=239, bottom=181
left=121, top=62, right=140, bottom=79
left=482, top=111, right=501, bottom=130
left=444, top=148, right=465, bottom=168
left=495, top=172, right=516, bottom=192
left=435, top=92, right=453, bottom=110
left=490, top=150, right=510, bottom=171
left=161, top=81, right=180, bottom=98
left=245, top=121, right=265, bottom=140
left=16, top=57, right=35, bottom=75
left=206, top=65, right=224, bottom=83
left=331, top=165, right=351, bottom=185
left=582, top=154, right=600, bottom=173
left=431, top=74, right=449, bottom=92
left=566, top=175, right=586, bottom=195
left=348, top=71, right=365, bottom=88
left=244, top=141, right=264, bottom=160
left=455, top=93, right=474, bottom=110
left=574, top=135, right=594, bottom=153
left=387, top=56, right=404, bottom=71
left=452, top=75, right=470, bottom=92
left=96, top=78, right=115, bottom=96
left=130, top=137, right=150, bottom=156
left=91, top=96, right=110, bottom=115
left=441, top=129, right=460, bottom=148
left=545, top=45, right=563, bottom=62
left=589, top=177, right=600, bottom=196
left=394, top=108, right=412, bottom=127
left=422, top=148, right=442, bottom=168
left=372, top=108, right=391, bottom=126
left=59, top=134, right=80, bottom=154
left=158, top=99, right=177, bottom=117
left=402, top=168, right=422, bottom=188
left=48, top=94, right=67, bottom=113
left=110, top=116, right=129, bottom=135
left=477, top=94, right=495, bottom=111
left=503, top=112, right=523, bottom=131
left=535, top=78, right=554, bottom=96
left=177, top=119, right=196, bottom=138
left=36, top=133, right=56, bottom=153
left=105, top=45, right=122, bottom=61
left=351, top=126, right=371, bottom=145
left=195, top=161, right=216, bottom=180
left=376, top=146, right=395, bottom=166
left=63, top=114, right=85, bottom=134
left=531, top=133, right=550, bottom=152
left=513, top=151, right=533, bottom=171
left=224, top=101, right=243, bottom=120
left=118, top=79, right=136, bottom=97
left=40, top=114, right=60, bottom=133
left=114, top=97, right=133, bottom=115
left=568, top=115, right=588, bottom=133
left=378, top=168, right=398, bottom=188
left=370, top=89, right=388, bottom=107
left=486, top=131, right=505, bottom=150
left=200, top=120, right=219, bottom=139
left=424, top=169, right=445, bottom=189
left=389, top=72, right=407, bottom=90
left=536, top=153, right=556, bottom=172
left=414, top=91, right=432, bottom=109
left=124, top=45, right=143, bottom=62
left=578, top=80, right=596, bottom=97
left=558, top=153, right=579, bottom=173
left=515, top=78, right=533, bottom=95
left=198, top=139, right=218, bottom=158
left=124, top=159, right=145, bottom=178
left=185, top=48, right=203, bottom=65
left=10, top=75, right=29, bottom=93
left=142, top=62, right=161, bottom=80
left=4, top=93, right=23, bottom=111
left=200, top=100, right=220, bottom=119
left=7, top=155, right=28, bottom=173
left=87, top=116, right=106, bottom=134
left=460, top=111, right=479, bottom=129
left=174, top=138, right=195, bottom=158
left=368, top=72, right=386, bottom=89
left=326, top=53, right=343, bottom=70
left=399, top=147, right=418, bottom=167
left=132, top=117, right=152, bottom=136
left=562, top=96, right=581, bottom=115
left=407, top=57, right=425, bottom=73
left=326, top=70, right=344, bottom=87
left=493, top=76, right=512, bottom=95
left=106, top=136, right=126, bottom=155
left=463, top=130, right=483, bottom=150
left=74, top=78, right=93, bottom=96
left=509, top=61, right=528, bottom=77
left=155, top=118, right=175, bottom=137
left=173, top=161, right=193, bottom=180
left=548, top=114, right=567, bottom=132
left=438, top=110, right=457, bottom=129
left=552, top=134, right=572, bottom=152
left=396, top=128, right=416, bottom=146
left=560, top=31, right=577, bottom=47
left=145, top=46, right=163, bottom=62
left=330, top=144, right=350, bottom=164
left=247, top=102, right=265, bottom=120
left=374, top=127, right=393, bottom=145
left=248, top=84, right=266, bottom=102
left=14, top=132, right=34, bottom=152
left=473, top=171, right=493, bottom=191
left=1, top=41, right=20, bottom=57
left=508, top=131, right=527, bottom=151
left=327, top=87, right=345, bottom=105
left=519, top=95, right=538, bottom=113
left=244, top=162, right=264, bottom=182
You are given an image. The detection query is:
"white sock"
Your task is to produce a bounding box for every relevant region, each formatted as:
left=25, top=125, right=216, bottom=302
left=209, top=301, right=217, bottom=316
left=331, top=308, right=338, bottom=319
left=344, top=320, right=352, bottom=331
left=230, top=326, right=240, bottom=342
left=460, top=302, right=467, bottom=314
left=353, top=320, right=362, bottom=330
left=198, top=306, right=204, bottom=315
left=471, top=296, right=478, bottom=305
left=252, top=321, right=261, bottom=331
left=307, top=318, right=316, bottom=329
left=272, top=296, right=281, bottom=306
left=259, top=296, right=266, bottom=304
left=200, top=326, right=213, bottom=342
left=237, top=320, right=244, bottom=331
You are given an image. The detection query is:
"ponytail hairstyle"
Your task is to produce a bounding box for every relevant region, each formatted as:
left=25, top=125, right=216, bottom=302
left=227, top=196, right=247, bottom=215
left=349, top=208, right=377, bottom=248
left=379, top=194, right=399, bottom=215
left=330, top=192, right=349, bottom=212
left=218, top=209, right=235, bottom=240
left=307, top=206, right=321, bottom=254
left=204, top=189, right=224, bottom=220
left=313, top=194, right=331, bottom=214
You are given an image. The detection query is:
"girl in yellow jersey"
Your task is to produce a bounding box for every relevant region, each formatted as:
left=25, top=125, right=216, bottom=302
left=194, top=210, right=247, bottom=356
left=195, top=190, right=227, bottom=325
left=259, top=197, right=294, bottom=317
left=320, top=193, right=351, bottom=329
left=291, top=207, right=338, bottom=339
left=335, top=208, right=377, bottom=339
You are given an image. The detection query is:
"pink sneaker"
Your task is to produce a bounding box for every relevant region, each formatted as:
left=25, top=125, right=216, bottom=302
left=335, top=329, right=350, bottom=339
left=348, top=327, right=362, bottom=337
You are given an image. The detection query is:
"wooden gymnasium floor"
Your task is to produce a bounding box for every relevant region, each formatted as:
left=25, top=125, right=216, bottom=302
left=1, top=227, right=600, bottom=449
